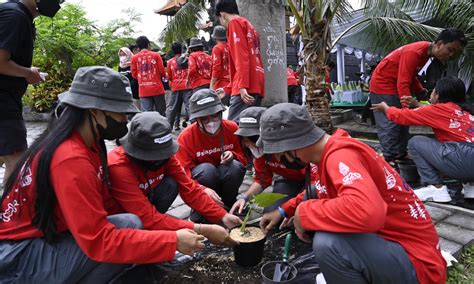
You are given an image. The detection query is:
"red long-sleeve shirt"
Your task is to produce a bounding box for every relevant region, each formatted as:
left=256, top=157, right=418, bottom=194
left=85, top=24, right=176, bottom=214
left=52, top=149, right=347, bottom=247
left=131, top=49, right=166, bottom=97
left=227, top=16, right=265, bottom=97
left=176, top=120, right=247, bottom=177
left=188, top=51, right=212, bottom=89
left=107, top=146, right=227, bottom=225
left=167, top=55, right=189, bottom=91
left=386, top=102, right=474, bottom=143
left=0, top=132, right=177, bottom=263
left=370, top=41, right=429, bottom=99
left=287, top=68, right=299, bottom=86
left=211, top=42, right=230, bottom=90
left=283, top=129, right=446, bottom=284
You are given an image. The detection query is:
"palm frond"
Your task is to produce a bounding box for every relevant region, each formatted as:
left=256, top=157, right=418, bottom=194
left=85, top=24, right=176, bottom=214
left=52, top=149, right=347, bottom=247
left=432, top=0, right=473, bottom=31
left=159, top=1, right=207, bottom=47
left=360, top=0, right=413, bottom=21
left=326, top=0, right=354, bottom=24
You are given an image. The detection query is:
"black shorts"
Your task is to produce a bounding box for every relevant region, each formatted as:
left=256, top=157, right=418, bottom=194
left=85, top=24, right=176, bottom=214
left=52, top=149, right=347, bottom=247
left=0, top=119, right=27, bottom=156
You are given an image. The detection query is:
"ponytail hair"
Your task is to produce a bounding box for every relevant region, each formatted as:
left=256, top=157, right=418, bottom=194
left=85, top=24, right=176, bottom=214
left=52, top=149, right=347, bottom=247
left=435, top=76, right=474, bottom=115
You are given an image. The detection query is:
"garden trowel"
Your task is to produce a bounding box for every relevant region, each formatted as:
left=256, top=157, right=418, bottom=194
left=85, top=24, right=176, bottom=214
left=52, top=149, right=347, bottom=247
left=272, top=233, right=292, bottom=281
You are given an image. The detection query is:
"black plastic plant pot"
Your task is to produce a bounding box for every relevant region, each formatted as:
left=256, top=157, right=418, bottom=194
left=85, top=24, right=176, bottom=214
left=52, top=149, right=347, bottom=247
left=398, top=160, right=420, bottom=184
left=231, top=226, right=267, bottom=267
left=261, top=261, right=297, bottom=284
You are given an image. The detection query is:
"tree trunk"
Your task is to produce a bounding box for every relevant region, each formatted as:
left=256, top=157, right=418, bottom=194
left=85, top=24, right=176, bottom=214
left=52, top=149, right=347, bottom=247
left=237, top=0, right=287, bottom=106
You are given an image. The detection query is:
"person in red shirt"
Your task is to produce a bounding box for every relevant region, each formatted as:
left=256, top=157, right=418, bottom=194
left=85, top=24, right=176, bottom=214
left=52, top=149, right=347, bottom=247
left=167, top=42, right=192, bottom=130
left=369, top=28, right=466, bottom=166
left=176, top=89, right=246, bottom=222
left=0, top=67, right=210, bottom=282
left=186, top=38, right=212, bottom=94
left=131, top=36, right=167, bottom=116
left=372, top=76, right=474, bottom=202
left=210, top=25, right=231, bottom=106
left=215, top=0, right=265, bottom=122
left=287, top=66, right=301, bottom=105
left=108, top=111, right=242, bottom=231
left=259, top=103, right=446, bottom=284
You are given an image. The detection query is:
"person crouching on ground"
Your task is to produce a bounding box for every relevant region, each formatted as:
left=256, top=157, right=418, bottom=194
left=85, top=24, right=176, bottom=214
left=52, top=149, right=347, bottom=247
left=0, top=67, right=213, bottom=283
left=176, top=89, right=246, bottom=222
left=372, top=76, right=474, bottom=202
left=259, top=103, right=446, bottom=284
left=230, top=107, right=318, bottom=215
left=107, top=111, right=242, bottom=233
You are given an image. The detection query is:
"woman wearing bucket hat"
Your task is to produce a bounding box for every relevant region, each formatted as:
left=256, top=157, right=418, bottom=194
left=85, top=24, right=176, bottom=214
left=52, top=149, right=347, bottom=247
left=210, top=25, right=230, bottom=105
left=0, top=66, right=207, bottom=282
left=107, top=112, right=242, bottom=233
left=257, top=103, right=446, bottom=284
left=230, top=107, right=319, bottom=215
left=176, top=89, right=246, bottom=222
left=186, top=37, right=212, bottom=94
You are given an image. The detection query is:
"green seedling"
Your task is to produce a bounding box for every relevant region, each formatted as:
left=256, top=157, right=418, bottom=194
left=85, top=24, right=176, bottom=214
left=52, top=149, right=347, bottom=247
left=240, top=192, right=286, bottom=235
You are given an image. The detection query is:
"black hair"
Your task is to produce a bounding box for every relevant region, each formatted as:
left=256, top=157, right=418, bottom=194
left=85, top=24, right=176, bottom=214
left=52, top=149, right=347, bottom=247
left=2, top=104, right=85, bottom=242
left=171, top=42, right=182, bottom=55
left=189, top=46, right=204, bottom=53
left=435, top=76, right=474, bottom=114
left=215, top=0, right=239, bottom=16
left=129, top=44, right=138, bottom=51
left=435, top=28, right=467, bottom=47
left=327, top=61, right=336, bottom=69
left=136, top=36, right=150, bottom=50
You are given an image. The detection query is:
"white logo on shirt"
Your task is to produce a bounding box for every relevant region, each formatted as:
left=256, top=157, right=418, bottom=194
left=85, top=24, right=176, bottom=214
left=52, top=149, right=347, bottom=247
left=139, top=174, right=165, bottom=190
left=20, top=167, right=33, bottom=187
left=233, top=32, right=241, bottom=43
left=408, top=201, right=427, bottom=220
left=196, top=144, right=234, bottom=158
left=339, top=162, right=362, bottom=185
left=454, top=109, right=464, bottom=117
left=384, top=167, right=396, bottom=190
left=0, top=200, right=19, bottom=223
left=449, top=119, right=460, bottom=129
left=315, top=180, right=327, bottom=195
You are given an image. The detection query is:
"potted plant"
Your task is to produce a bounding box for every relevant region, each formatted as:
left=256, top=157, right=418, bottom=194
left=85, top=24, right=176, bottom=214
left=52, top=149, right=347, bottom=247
left=230, top=192, right=286, bottom=266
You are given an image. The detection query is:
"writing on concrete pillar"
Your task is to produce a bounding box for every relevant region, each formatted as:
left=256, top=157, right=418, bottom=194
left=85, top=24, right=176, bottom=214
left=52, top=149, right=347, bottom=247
left=263, top=23, right=284, bottom=72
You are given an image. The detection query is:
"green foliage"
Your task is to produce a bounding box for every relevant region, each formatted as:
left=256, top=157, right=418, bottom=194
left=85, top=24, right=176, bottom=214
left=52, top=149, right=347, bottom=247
left=240, top=192, right=287, bottom=233
left=25, top=3, right=141, bottom=112
left=447, top=245, right=474, bottom=284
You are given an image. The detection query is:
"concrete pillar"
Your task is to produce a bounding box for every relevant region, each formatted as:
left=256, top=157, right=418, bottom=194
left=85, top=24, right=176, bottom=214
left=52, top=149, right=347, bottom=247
left=336, top=44, right=345, bottom=84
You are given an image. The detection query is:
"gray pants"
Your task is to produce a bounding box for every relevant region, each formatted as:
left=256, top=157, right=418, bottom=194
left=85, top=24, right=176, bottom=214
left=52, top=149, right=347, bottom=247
left=264, top=178, right=304, bottom=213
left=167, top=89, right=192, bottom=127
left=313, top=232, right=418, bottom=284
left=191, top=161, right=245, bottom=209
left=140, top=95, right=166, bottom=117
left=370, top=93, right=409, bottom=160
left=227, top=94, right=262, bottom=123
left=0, top=214, right=143, bottom=284
left=408, top=135, right=474, bottom=185
left=149, top=176, right=179, bottom=213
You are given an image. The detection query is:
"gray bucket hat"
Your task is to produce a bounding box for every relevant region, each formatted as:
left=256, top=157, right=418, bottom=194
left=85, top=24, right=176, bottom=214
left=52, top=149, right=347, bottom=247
left=58, top=66, right=139, bottom=114
left=188, top=37, right=203, bottom=49
left=234, top=107, right=266, bottom=137
left=189, top=89, right=225, bottom=120
left=120, top=112, right=179, bottom=161
left=211, top=26, right=227, bottom=40
left=257, top=103, right=325, bottom=154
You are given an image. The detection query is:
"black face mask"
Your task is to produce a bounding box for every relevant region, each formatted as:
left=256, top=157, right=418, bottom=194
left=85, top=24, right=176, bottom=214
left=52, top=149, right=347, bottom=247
left=37, top=0, right=62, bottom=17
left=94, top=112, right=128, bottom=141
left=128, top=155, right=169, bottom=171
left=280, top=153, right=307, bottom=170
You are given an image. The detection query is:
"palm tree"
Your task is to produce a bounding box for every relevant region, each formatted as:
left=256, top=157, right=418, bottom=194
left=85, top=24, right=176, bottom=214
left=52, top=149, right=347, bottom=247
left=287, top=0, right=473, bottom=131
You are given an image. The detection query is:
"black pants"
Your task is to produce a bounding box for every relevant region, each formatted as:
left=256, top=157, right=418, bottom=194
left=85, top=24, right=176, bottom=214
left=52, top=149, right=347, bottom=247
left=264, top=178, right=304, bottom=212
left=149, top=176, right=180, bottom=213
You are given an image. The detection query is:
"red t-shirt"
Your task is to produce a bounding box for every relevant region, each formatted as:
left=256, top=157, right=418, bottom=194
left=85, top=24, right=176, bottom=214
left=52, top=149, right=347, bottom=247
left=370, top=41, right=430, bottom=99
left=386, top=102, right=474, bottom=143
left=287, top=68, right=299, bottom=86
left=188, top=51, right=212, bottom=89
left=131, top=49, right=166, bottom=97
left=227, top=16, right=265, bottom=97
left=211, top=42, right=231, bottom=90
left=283, top=129, right=446, bottom=284
left=176, top=120, right=247, bottom=177
left=167, top=55, right=189, bottom=91
left=0, top=132, right=177, bottom=263
left=107, top=146, right=227, bottom=225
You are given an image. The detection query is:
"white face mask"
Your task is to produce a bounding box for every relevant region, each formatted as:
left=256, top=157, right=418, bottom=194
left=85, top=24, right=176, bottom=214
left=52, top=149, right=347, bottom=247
left=119, top=56, right=128, bottom=63
left=204, top=120, right=221, bottom=135
left=249, top=146, right=264, bottom=158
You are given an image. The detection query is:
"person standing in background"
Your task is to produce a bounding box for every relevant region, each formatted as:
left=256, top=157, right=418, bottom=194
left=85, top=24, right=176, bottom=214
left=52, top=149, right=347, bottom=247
left=186, top=37, right=212, bottom=95
left=0, top=0, right=64, bottom=187
left=131, top=36, right=167, bottom=116
left=210, top=25, right=231, bottom=106
left=287, top=66, right=301, bottom=105
left=118, top=47, right=139, bottom=109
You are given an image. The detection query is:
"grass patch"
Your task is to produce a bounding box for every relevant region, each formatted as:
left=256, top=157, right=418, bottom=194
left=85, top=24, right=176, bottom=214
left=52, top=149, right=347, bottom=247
left=447, top=245, right=474, bottom=283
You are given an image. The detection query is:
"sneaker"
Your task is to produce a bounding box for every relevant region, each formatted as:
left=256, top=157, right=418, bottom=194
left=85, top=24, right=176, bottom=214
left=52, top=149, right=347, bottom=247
left=463, top=182, right=474, bottom=199
left=414, top=185, right=452, bottom=202
left=315, top=273, right=326, bottom=284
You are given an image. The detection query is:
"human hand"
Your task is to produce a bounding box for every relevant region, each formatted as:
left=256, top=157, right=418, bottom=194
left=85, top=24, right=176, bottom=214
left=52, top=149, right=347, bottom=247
left=239, top=88, right=255, bottom=105
left=400, top=96, right=420, bottom=108
left=26, top=67, right=43, bottom=84
left=370, top=102, right=389, bottom=113
left=204, top=187, right=224, bottom=207
left=221, top=213, right=242, bottom=229
left=201, top=224, right=239, bottom=246
left=176, top=229, right=205, bottom=256
left=260, top=209, right=282, bottom=235
left=230, top=198, right=246, bottom=215
left=221, top=151, right=233, bottom=165
left=294, top=207, right=311, bottom=243
left=279, top=216, right=294, bottom=230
